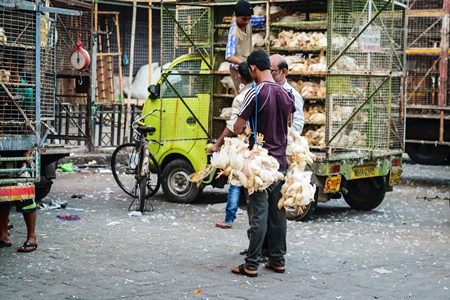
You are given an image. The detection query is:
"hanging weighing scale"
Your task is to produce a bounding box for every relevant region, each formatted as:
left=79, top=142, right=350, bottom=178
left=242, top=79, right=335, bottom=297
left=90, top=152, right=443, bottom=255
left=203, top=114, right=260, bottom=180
left=69, top=16, right=90, bottom=71
left=69, top=41, right=90, bottom=71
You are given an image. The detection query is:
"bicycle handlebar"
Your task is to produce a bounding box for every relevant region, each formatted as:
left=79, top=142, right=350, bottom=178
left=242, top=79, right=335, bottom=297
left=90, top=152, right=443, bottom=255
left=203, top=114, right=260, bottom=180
left=132, top=108, right=161, bottom=130
left=132, top=108, right=163, bottom=146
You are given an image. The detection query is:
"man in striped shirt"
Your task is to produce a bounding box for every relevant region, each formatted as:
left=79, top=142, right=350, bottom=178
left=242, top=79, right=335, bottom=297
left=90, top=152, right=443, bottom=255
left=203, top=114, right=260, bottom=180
left=231, top=50, right=296, bottom=277
left=226, top=0, right=288, bottom=93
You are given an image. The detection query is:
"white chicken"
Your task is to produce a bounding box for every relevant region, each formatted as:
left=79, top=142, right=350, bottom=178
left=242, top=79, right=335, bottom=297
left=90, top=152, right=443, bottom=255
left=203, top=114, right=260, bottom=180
left=219, top=107, right=233, bottom=119
left=252, top=32, right=266, bottom=47
left=335, top=55, right=359, bottom=71
left=218, top=61, right=230, bottom=72
left=210, top=133, right=284, bottom=195
left=278, top=129, right=316, bottom=213
left=269, top=5, right=282, bottom=14
left=0, top=27, right=6, bottom=43
left=0, top=70, right=10, bottom=83
left=220, top=76, right=235, bottom=94
left=253, top=5, right=266, bottom=16
left=278, top=15, right=302, bottom=23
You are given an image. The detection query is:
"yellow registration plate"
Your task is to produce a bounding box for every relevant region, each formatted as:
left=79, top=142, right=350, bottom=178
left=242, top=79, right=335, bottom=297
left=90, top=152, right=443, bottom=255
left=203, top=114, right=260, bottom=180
left=324, top=175, right=342, bottom=193
left=350, top=165, right=380, bottom=179
left=389, top=169, right=402, bottom=185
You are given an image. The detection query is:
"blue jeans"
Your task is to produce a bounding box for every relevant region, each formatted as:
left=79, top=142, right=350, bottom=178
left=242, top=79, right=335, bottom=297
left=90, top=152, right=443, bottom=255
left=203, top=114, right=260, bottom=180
left=224, top=184, right=241, bottom=225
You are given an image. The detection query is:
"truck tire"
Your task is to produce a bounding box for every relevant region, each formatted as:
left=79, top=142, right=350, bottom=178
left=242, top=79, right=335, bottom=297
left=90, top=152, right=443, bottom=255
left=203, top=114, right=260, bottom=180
left=343, top=177, right=386, bottom=210
left=406, top=144, right=448, bottom=165
left=286, top=187, right=318, bottom=221
left=35, top=177, right=53, bottom=201
left=162, top=159, right=199, bottom=204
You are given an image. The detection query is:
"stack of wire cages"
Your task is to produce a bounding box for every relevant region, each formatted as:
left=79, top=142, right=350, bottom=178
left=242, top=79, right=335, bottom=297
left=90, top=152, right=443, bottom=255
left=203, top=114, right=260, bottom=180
left=406, top=0, right=446, bottom=109
left=159, top=1, right=213, bottom=143
left=326, top=0, right=406, bottom=158
left=0, top=0, right=56, bottom=183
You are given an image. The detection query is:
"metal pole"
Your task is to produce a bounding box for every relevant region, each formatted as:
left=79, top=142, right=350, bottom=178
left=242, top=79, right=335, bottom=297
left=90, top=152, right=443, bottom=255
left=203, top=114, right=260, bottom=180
left=123, top=1, right=137, bottom=143
left=148, top=1, right=152, bottom=89
left=439, top=0, right=449, bottom=142
left=90, top=33, right=98, bottom=151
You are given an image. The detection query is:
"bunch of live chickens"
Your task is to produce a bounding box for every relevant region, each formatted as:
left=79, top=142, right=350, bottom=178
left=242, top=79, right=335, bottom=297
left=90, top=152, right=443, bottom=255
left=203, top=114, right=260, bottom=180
left=210, top=128, right=285, bottom=195
left=209, top=127, right=316, bottom=214
left=279, top=129, right=317, bottom=214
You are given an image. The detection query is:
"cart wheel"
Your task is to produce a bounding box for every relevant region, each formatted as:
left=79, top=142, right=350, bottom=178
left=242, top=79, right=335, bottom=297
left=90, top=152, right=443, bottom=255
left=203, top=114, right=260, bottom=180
left=343, top=177, right=386, bottom=210
left=286, top=187, right=318, bottom=221
left=162, top=159, right=200, bottom=204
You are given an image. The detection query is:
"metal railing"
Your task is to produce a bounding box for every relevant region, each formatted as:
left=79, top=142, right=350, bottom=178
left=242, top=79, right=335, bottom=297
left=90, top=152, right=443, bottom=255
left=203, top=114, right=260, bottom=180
left=48, top=102, right=142, bottom=148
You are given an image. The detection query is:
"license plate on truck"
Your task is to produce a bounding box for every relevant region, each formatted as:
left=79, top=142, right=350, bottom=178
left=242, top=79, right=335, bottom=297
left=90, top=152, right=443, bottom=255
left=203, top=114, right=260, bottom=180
left=389, top=169, right=402, bottom=186
left=350, top=165, right=380, bottom=179
left=324, top=175, right=341, bottom=193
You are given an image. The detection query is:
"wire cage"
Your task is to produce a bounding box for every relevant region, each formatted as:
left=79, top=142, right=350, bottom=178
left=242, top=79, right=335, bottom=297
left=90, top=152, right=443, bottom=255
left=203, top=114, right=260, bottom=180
left=327, top=0, right=406, bottom=75
left=161, top=3, right=213, bottom=67
left=405, top=1, right=448, bottom=109
left=0, top=1, right=57, bottom=143
left=325, top=0, right=406, bottom=154
left=408, top=0, right=444, bottom=10
left=407, top=14, right=442, bottom=49
left=156, top=2, right=214, bottom=143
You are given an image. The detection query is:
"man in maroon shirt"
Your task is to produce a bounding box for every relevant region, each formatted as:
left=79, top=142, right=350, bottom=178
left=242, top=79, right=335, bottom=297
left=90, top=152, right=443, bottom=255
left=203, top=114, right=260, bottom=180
left=232, top=50, right=295, bottom=276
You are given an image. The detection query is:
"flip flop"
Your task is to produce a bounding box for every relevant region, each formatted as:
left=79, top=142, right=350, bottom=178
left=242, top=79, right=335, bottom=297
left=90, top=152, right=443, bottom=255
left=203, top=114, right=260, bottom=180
left=17, top=241, right=38, bottom=253
left=0, top=240, right=12, bottom=248
left=215, top=221, right=232, bottom=229
left=231, top=264, right=258, bottom=277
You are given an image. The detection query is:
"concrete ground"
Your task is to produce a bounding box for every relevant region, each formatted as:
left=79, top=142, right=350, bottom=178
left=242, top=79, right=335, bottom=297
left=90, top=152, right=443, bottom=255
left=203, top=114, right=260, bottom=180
left=0, top=158, right=449, bottom=299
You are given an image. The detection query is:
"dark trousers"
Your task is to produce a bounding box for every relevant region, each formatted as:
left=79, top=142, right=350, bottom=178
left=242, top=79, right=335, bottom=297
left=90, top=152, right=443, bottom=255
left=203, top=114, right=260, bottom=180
left=244, top=178, right=287, bottom=269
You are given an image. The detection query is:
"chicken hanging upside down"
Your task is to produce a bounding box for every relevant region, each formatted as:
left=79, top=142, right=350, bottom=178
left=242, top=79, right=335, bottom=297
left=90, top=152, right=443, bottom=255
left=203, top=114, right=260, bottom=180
left=278, top=129, right=317, bottom=214
left=210, top=132, right=284, bottom=195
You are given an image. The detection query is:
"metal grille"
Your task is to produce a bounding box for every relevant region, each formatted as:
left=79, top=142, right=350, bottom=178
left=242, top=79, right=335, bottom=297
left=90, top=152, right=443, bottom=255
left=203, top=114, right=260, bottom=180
left=40, top=14, right=56, bottom=120
left=0, top=5, right=38, bottom=137
left=325, top=0, right=406, bottom=154
left=406, top=54, right=441, bottom=106
left=407, top=15, right=442, bottom=49
left=161, top=4, right=213, bottom=66
left=328, top=0, right=406, bottom=74
left=409, top=0, right=443, bottom=10
left=326, top=75, right=401, bottom=151
left=53, top=1, right=91, bottom=75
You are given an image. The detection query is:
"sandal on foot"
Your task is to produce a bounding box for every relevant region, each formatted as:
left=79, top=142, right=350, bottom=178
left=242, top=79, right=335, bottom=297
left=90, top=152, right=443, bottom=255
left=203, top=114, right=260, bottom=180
left=215, top=221, right=232, bottom=229
left=231, top=264, right=258, bottom=277
left=18, top=242, right=37, bottom=253
left=0, top=240, right=12, bottom=248
left=240, top=248, right=248, bottom=255
left=265, top=262, right=285, bottom=273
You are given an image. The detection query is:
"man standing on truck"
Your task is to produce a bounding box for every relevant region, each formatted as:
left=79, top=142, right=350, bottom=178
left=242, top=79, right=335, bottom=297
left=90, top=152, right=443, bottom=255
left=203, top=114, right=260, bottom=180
left=230, top=50, right=295, bottom=276
left=212, top=61, right=253, bottom=229
left=226, top=0, right=288, bottom=93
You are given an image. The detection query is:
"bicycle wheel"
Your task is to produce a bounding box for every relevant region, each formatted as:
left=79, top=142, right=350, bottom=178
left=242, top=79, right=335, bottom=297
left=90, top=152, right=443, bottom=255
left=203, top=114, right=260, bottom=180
left=138, top=175, right=147, bottom=212
left=146, top=152, right=161, bottom=198
left=111, top=143, right=139, bottom=197
left=111, top=143, right=161, bottom=198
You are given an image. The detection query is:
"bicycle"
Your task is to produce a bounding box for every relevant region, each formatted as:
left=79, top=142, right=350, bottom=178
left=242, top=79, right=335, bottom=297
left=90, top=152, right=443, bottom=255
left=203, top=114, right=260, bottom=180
left=111, top=108, right=162, bottom=212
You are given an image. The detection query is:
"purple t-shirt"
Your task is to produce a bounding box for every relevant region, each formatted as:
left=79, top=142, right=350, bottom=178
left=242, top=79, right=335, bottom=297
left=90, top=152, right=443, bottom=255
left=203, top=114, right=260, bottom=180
left=238, top=81, right=296, bottom=171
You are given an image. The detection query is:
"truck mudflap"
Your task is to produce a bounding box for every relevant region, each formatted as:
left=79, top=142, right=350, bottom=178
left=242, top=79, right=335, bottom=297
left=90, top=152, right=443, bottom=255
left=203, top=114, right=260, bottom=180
left=0, top=183, right=35, bottom=202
